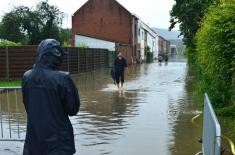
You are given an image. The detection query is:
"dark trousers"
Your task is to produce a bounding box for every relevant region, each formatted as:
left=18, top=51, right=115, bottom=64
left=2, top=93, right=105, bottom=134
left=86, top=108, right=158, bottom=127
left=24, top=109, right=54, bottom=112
left=115, top=71, right=124, bottom=84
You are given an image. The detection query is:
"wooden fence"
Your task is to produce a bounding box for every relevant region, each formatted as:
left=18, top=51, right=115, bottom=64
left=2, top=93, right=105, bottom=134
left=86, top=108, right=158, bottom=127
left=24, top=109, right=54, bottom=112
left=0, top=46, right=110, bottom=80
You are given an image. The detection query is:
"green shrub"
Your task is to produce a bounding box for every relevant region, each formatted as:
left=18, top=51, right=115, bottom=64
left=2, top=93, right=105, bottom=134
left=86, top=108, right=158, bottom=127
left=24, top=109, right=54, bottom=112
left=196, top=0, right=235, bottom=108
left=145, top=46, right=153, bottom=63
left=78, top=43, right=89, bottom=48
left=146, top=52, right=153, bottom=63
left=0, top=40, right=21, bottom=46
left=63, top=41, right=71, bottom=47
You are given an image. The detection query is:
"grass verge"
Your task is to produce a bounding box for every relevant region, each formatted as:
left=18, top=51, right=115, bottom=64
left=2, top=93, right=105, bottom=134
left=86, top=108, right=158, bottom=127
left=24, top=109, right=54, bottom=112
left=0, top=81, right=21, bottom=87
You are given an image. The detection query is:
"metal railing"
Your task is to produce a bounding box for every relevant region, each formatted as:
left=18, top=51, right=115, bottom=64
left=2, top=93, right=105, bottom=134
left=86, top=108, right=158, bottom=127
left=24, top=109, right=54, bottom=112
left=202, top=93, right=221, bottom=155
left=0, top=87, right=26, bottom=141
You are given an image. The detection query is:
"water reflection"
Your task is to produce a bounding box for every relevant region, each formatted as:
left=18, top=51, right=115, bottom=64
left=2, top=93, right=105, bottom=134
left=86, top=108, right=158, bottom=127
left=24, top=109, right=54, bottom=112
left=71, top=70, right=140, bottom=154
left=168, top=65, right=203, bottom=155
left=0, top=59, right=206, bottom=155
left=0, top=90, right=26, bottom=140
left=70, top=61, right=200, bottom=155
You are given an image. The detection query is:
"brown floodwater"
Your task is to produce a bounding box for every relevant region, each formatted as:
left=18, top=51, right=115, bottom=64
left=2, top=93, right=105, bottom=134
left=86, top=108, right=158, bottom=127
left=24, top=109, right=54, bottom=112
left=71, top=59, right=203, bottom=155
left=1, top=58, right=233, bottom=155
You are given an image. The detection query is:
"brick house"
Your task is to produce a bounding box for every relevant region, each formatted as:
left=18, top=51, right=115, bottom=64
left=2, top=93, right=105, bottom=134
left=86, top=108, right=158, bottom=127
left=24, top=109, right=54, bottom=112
left=72, top=0, right=139, bottom=64
left=72, top=0, right=169, bottom=64
left=158, top=36, right=170, bottom=55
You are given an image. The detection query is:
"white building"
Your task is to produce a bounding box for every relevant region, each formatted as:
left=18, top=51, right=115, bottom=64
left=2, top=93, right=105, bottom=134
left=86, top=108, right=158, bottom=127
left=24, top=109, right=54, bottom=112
left=135, top=18, right=158, bottom=61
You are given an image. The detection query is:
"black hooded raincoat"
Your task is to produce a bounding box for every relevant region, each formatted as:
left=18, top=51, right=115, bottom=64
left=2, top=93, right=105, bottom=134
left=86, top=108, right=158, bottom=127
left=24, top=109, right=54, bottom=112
left=22, top=39, right=80, bottom=155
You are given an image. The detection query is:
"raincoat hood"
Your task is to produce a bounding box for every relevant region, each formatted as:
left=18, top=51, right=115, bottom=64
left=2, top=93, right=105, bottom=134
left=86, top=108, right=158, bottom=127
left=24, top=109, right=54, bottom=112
left=36, top=39, right=65, bottom=69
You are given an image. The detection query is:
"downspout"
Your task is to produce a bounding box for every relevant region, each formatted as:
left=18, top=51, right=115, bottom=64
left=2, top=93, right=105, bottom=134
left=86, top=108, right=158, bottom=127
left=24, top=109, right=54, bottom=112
left=131, top=16, right=135, bottom=64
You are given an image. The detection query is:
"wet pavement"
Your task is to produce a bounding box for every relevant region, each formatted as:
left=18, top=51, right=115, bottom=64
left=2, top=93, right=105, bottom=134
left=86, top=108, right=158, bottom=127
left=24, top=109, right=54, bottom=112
left=0, top=60, right=204, bottom=155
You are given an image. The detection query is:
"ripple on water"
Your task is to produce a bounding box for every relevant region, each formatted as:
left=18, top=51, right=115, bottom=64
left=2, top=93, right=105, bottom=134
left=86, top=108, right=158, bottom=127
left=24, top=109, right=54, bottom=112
left=0, top=61, right=203, bottom=155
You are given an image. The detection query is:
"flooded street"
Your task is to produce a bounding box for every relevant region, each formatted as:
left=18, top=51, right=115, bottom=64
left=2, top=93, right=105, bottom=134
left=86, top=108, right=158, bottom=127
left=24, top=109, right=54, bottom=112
left=0, top=60, right=204, bottom=155
left=72, top=60, right=202, bottom=155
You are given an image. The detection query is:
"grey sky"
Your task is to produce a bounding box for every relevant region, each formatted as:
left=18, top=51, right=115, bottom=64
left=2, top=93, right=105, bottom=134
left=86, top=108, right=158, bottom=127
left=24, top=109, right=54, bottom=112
left=0, top=0, right=177, bottom=30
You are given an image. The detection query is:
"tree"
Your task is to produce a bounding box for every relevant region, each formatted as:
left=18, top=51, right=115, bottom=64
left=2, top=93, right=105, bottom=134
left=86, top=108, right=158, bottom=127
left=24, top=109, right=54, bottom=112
left=0, top=22, right=3, bottom=38
left=20, top=7, right=43, bottom=44
left=36, top=0, right=63, bottom=43
left=169, top=0, right=218, bottom=65
left=0, top=9, right=27, bottom=43
left=59, top=28, right=72, bottom=43
left=0, top=0, right=63, bottom=44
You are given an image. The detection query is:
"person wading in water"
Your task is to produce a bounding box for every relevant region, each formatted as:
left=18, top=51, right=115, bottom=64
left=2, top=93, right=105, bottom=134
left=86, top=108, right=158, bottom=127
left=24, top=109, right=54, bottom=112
left=114, top=52, right=129, bottom=91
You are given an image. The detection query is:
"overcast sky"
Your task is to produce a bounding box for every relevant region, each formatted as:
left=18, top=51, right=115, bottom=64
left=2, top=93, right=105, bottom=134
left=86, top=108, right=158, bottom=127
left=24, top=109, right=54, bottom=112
left=0, top=0, right=177, bottom=30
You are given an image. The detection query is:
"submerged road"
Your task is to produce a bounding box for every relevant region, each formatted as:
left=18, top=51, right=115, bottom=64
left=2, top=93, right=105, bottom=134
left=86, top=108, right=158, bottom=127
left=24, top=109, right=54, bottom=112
left=71, top=60, right=202, bottom=155
left=0, top=60, right=203, bottom=155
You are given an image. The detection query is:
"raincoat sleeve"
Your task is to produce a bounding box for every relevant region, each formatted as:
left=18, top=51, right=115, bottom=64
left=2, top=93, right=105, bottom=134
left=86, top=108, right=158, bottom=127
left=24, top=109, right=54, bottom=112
left=62, top=75, right=80, bottom=116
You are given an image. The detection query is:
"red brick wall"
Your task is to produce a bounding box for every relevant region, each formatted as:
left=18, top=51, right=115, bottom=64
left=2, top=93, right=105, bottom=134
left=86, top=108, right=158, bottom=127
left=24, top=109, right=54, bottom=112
left=72, top=0, right=133, bottom=45
left=166, top=40, right=171, bottom=54
left=158, top=36, right=170, bottom=54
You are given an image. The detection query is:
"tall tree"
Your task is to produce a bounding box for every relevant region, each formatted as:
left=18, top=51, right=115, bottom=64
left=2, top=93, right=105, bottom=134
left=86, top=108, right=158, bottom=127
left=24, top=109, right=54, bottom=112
left=0, top=9, right=27, bottom=43
left=19, top=6, right=43, bottom=44
left=169, top=0, right=218, bottom=64
left=36, top=0, right=63, bottom=43
left=0, top=0, right=63, bottom=44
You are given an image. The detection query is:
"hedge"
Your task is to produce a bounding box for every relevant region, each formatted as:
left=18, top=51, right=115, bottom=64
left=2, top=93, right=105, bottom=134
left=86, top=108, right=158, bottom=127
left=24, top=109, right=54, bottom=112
left=196, top=0, right=235, bottom=108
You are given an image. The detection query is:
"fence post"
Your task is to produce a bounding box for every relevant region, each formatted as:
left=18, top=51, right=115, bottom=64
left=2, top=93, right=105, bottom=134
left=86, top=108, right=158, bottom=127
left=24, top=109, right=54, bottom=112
left=85, top=49, right=88, bottom=72
left=107, top=50, right=109, bottom=67
left=93, top=51, right=95, bottom=71
left=77, top=48, right=80, bottom=74
left=5, top=46, right=9, bottom=81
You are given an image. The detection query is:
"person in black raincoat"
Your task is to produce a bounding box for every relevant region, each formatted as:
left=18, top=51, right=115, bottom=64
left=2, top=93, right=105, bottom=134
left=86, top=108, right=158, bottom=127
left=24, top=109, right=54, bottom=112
left=114, top=52, right=129, bottom=90
left=22, top=39, right=80, bottom=155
